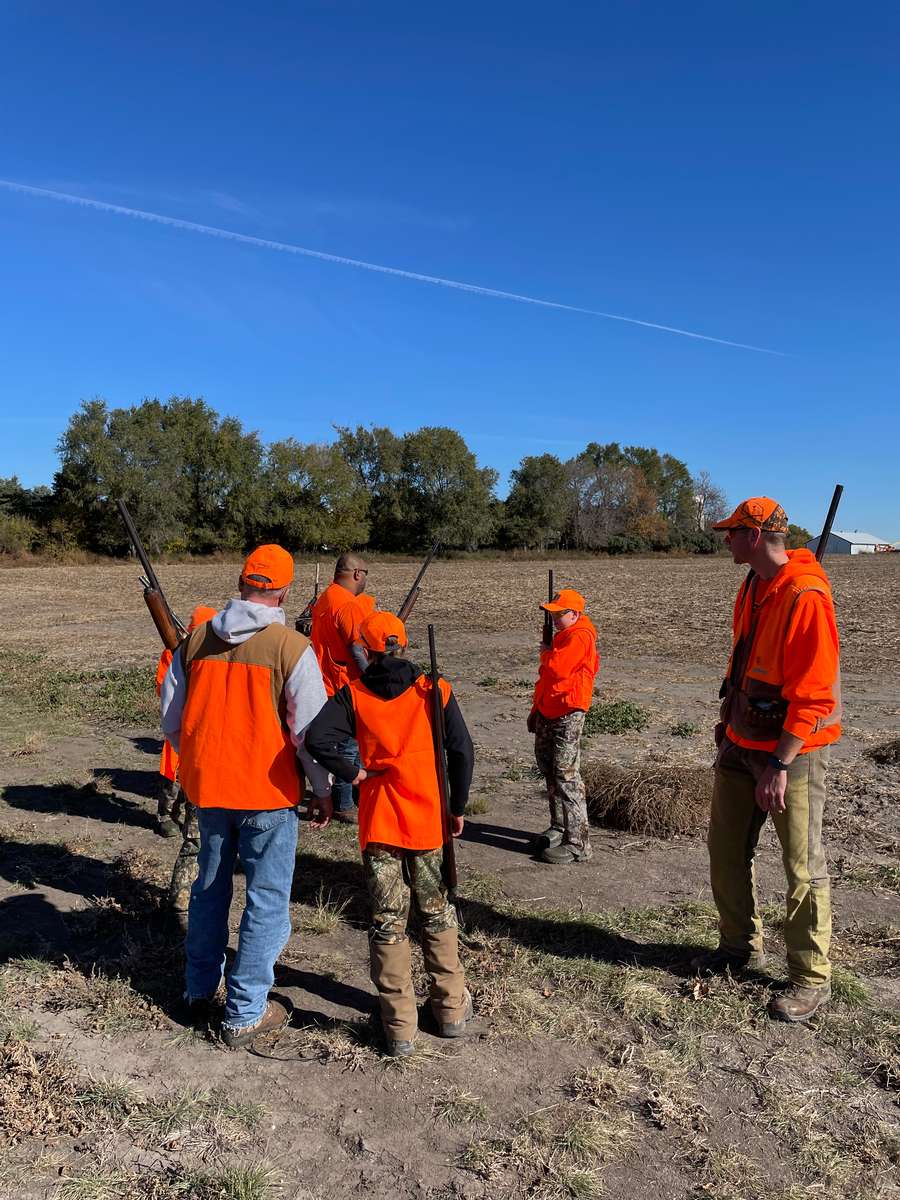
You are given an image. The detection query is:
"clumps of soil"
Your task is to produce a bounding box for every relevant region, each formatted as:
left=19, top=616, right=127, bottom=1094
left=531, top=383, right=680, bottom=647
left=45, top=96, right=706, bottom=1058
left=868, top=737, right=900, bottom=766
left=0, top=1040, right=84, bottom=1145
left=584, top=762, right=712, bottom=838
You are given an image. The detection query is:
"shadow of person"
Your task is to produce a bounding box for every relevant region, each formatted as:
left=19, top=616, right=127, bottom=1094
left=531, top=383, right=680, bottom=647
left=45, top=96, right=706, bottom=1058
left=95, top=767, right=162, bottom=800
left=2, top=781, right=158, bottom=832
left=275, top=963, right=375, bottom=1015
left=458, top=896, right=710, bottom=980
left=461, top=820, right=535, bottom=855
left=129, top=736, right=163, bottom=756
left=292, top=849, right=370, bottom=929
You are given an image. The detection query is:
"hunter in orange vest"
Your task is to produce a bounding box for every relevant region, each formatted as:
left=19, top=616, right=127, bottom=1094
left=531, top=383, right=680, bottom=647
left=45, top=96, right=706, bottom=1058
left=694, top=497, right=841, bottom=1024
left=306, top=611, right=475, bottom=1058
left=527, top=588, right=600, bottom=865
left=160, top=544, right=332, bottom=1048
left=310, top=552, right=377, bottom=821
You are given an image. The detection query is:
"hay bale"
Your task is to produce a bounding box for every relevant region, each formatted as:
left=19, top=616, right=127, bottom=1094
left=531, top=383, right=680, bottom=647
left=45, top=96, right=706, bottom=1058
left=583, top=761, right=712, bottom=839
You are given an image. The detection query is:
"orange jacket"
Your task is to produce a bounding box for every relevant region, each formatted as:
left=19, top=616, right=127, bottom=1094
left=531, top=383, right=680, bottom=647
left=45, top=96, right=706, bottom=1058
left=311, top=582, right=376, bottom=696
left=350, top=674, right=452, bottom=851
left=532, top=614, right=600, bottom=720
left=176, top=621, right=310, bottom=810
left=723, top=550, right=841, bottom=753
left=154, top=607, right=217, bottom=783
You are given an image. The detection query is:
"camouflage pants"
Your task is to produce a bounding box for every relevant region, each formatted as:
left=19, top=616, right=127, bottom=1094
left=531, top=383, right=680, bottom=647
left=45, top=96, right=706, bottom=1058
left=169, top=798, right=200, bottom=922
left=533, top=710, right=591, bottom=857
left=363, top=843, right=457, bottom=945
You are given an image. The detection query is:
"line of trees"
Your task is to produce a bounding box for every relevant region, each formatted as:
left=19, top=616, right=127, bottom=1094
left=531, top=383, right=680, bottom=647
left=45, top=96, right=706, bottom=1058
left=0, top=395, right=808, bottom=558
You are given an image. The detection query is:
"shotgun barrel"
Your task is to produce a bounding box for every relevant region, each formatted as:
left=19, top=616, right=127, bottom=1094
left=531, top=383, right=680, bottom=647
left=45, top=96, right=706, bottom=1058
left=542, top=568, right=555, bottom=648
left=815, top=485, right=844, bottom=562
left=397, top=541, right=441, bottom=622
left=116, top=499, right=186, bottom=650
left=428, top=623, right=457, bottom=897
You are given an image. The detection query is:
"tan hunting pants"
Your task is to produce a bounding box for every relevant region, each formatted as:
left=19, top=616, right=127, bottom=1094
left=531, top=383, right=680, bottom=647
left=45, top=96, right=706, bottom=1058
left=708, top=739, right=831, bottom=987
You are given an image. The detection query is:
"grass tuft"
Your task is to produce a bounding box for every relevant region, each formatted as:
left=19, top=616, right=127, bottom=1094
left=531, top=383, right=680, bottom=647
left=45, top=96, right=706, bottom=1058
left=294, top=884, right=350, bottom=935
left=583, top=761, right=711, bottom=838
left=583, top=700, right=649, bottom=736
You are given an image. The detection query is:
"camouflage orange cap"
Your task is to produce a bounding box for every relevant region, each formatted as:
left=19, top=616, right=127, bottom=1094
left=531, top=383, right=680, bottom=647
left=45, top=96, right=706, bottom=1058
left=712, top=497, right=789, bottom=534
left=360, top=611, right=408, bottom=652
left=240, top=544, right=295, bottom=590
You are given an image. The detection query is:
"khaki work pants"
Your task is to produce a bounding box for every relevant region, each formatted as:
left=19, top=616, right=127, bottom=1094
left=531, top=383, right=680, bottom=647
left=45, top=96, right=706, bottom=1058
left=708, top=739, right=831, bottom=987
left=364, top=843, right=467, bottom=1042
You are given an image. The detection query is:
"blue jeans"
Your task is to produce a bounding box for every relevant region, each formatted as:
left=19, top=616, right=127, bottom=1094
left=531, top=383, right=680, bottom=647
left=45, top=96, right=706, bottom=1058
left=185, top=806, right=299, bottom=1030
left=332, top=737, right=361, bottom=812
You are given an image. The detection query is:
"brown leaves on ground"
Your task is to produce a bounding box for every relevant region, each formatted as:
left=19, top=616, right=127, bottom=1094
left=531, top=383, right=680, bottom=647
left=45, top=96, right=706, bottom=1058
left=0, top=1041, right=83, bottom=1145
left=584, top=760, right=712, bottom=838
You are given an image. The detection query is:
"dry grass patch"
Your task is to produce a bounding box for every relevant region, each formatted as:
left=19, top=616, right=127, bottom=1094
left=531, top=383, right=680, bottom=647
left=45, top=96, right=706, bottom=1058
left=840, top=861, right=900, bottom=896
left=583, top=761, right=711, bottom=838
left=0, top=1040, right=84, bottom=1145
left=867, top=736, right=900, bottom=766
left=293, top=884, right=350, bottom=935
left=432, top=1086, right=489, bottom=1126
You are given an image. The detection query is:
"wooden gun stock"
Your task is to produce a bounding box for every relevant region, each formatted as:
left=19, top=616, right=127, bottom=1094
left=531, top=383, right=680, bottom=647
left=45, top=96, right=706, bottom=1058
left=145, top=590, right=182, bottom=652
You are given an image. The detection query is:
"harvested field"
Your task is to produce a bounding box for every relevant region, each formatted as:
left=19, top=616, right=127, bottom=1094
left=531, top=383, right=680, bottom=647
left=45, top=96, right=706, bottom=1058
left=1, top=554, right=899, bottom=1199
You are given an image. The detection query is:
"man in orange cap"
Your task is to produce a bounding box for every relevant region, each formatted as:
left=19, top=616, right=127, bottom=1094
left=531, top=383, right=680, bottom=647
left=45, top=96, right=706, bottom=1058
left=305, top=611, right=475, bottom=1057
left=310, top=552, right=378, bottom=824
left=527, top=588, right=600, bottom=865
left=160, top=544, right=333, bottom=1047
left=694, top=498, right=841, bottom=1023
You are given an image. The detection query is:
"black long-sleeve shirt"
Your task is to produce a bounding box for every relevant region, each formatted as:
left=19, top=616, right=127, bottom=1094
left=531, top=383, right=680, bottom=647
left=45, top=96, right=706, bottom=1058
left=305, top=657, right=474, bottom=817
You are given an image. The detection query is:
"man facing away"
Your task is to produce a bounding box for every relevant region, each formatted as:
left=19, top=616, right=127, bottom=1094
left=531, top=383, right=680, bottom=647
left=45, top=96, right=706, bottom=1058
left=528, top=588, right=600, bottom=865
left=306, top=611, right=475, bottom=1057
left=160, top=544, right=332, bottom=1047
left=694, top=498, right=841, bottom=1023
left=310, top=552, right=377, bottom=823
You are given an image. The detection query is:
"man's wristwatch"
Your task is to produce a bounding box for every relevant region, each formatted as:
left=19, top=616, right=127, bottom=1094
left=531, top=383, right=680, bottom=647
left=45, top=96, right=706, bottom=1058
left=767, top=754, right=789, bottom=773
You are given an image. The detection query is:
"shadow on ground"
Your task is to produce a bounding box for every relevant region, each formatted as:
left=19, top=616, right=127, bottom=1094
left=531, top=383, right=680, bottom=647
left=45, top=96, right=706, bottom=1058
left=2, top=774, right=159, bottom=831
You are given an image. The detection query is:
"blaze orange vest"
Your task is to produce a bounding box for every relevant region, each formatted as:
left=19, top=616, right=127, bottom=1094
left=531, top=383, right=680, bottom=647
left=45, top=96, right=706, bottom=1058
left=723, top=570, right=841, bottom=752
left=177, top=622, right=309, bottom=810
left=155, top=648, right=179, bottom=781
left=350, top=674, right=452, bottom=851
left=311, top=583, right=376, bottom=696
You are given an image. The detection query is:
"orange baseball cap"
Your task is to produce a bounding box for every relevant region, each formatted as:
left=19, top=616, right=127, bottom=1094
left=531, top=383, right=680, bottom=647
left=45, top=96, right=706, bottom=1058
left=541, top=588, right=586, bottom=614
left=713, top=497, right=789, bottom=534
left=188, top=605, right=217, bottom=631
left=360, top=611, right=408, bottom=652
left=240, top=544, right=295, bottom=590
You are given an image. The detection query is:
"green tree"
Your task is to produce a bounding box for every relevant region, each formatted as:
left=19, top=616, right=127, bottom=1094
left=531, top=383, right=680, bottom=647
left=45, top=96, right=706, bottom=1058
left=261, top=440, right=370, bottom=550
left=787, top=523, right=813, bottom=549
left=398, top=427, right=498, bottom=550
left=501, top=454, right=569, bottom=548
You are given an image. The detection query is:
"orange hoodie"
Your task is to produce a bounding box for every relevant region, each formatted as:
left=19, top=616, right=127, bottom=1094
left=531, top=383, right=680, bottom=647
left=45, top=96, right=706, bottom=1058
left=532, top=614, right=600, bottom=719
left=723, top=550, right=841, bottom=752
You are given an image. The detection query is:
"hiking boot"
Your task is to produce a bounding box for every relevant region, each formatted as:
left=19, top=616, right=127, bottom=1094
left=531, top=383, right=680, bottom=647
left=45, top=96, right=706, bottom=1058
left=540, top=843, right=588, bottom=865
left=156, top=814, right=180, bottom=838
left=333, top=808, right=358, bottom=825
left=530, top=827, right=563, bottom=851
left=690, top=946, right=767, bottom=976
left=221, top=999, right=290, bottom=1049
left=437, top=989, right=474, bottom=1039
left=385, top=1037, right=417, bottom=1058
left=768, top=983, right=831, bottom=1024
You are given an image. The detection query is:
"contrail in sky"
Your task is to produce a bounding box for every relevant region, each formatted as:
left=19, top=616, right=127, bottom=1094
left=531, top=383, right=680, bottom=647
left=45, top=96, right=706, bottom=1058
left=0, top=179, right=783, bottom=355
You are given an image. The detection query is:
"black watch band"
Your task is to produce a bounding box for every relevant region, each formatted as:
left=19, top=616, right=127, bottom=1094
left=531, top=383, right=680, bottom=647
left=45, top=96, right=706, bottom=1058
left=767, top=754, right=789, bottom=773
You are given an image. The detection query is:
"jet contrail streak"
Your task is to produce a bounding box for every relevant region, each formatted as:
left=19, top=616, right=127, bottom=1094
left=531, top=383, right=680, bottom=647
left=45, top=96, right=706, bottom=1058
left=0, top=179, right=783, bottom=355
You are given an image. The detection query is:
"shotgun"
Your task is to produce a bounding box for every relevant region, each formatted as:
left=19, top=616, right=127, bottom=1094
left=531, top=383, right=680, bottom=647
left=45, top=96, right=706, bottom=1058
left=397, top=541, right=441, bottom=622
left=427, top=623, right=457, bottom=899
left=116, top=499, right=187, bottom=651
left=295, top=561, right=321, bottom=636
left=814, top=485, right=844, bottom=562
left=542, top=569, right=555, bottom=648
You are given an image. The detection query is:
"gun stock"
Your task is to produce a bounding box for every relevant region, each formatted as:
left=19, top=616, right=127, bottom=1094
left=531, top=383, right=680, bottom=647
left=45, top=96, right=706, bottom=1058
left=542, top=569, right=555, bottom=648
left=428, top=623, right=457, bottom=896
left=145, top=591, right=182, bottom=652
left=397, top=541, right=441, bottom=623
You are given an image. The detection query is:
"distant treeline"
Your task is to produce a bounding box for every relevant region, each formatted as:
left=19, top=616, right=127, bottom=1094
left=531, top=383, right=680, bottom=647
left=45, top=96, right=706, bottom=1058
left=0, top=397, right=811, bottom=558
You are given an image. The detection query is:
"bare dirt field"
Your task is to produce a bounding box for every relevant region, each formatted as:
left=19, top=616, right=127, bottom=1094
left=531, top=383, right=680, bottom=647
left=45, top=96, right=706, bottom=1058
left=1, top=554, right=898, bottom=1200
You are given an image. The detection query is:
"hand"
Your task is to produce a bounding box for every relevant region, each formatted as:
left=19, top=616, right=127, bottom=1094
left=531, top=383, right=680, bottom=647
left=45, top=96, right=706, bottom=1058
left=713, top=722, right=725, bottom=748
left=526, top=711, right=537, bottom=735
left=754, top=765, right=787, bottom=814
left=450, top=815, right=464, bottom=838
left=308, top=792, right=333, bottom=828
left=351, top=767, right=384, bottom=785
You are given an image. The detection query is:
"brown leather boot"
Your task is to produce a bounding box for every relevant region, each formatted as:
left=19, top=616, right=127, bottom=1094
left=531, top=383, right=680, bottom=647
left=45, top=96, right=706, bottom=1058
left=369, top=938, right=418, bottom=1049
left=421, top=927, right=469, bottom=1033
left=768, top=983, right=831, bottom=1023
left=221, top=999, right=291, bottom=1049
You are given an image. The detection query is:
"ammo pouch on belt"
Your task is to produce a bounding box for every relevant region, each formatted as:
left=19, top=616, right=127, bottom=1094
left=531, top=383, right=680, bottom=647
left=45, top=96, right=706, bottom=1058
left=720, top=676, right=788, bottom=740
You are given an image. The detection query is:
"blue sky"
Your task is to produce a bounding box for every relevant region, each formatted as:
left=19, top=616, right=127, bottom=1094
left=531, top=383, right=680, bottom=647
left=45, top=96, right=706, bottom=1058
left=1, top=2, right=898, bottom=535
